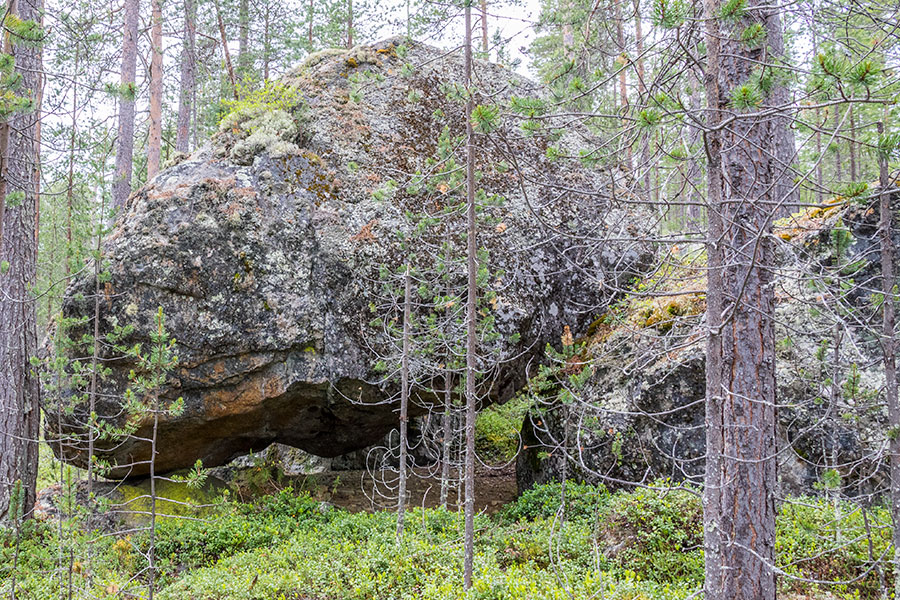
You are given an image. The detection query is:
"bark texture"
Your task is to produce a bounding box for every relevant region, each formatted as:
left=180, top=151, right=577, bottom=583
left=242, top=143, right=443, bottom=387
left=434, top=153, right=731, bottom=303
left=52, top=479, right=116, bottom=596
left=0, top=0, right=42, bottom=521
left=463, top=3, right=477, bottom=589
left=176, top=0, right=196, bottom=153
left=702, top=0, right=784, bottom=597
left=147, top=0, right=164, bottom=178
left=113, top=0, right=139, bottom=211
left=877, top=121, right=900, bottom=599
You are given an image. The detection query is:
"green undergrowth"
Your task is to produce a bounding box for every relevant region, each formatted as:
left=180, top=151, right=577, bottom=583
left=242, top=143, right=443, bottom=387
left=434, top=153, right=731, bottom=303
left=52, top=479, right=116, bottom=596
left=1, top=482, right=891, bottom=599
left=475, top=395, right=532, bottom=464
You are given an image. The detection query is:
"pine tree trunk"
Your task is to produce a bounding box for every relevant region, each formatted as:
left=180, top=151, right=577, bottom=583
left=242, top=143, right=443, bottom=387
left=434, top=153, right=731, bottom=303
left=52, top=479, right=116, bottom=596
left=848, top=104, right=857, bottom=182
left=0, top=0, right=42, bottom=522
left=176, top=0, right=196, bottom=153
left=633, top=0, right=650, bottom=198
left=833, top=107, right=842, bottom=183
left=463, top=1, right=477, bottom=589
left=440, top=377, right=453, bottom=507
left=480, top=0, right=489, bottom=56
left=113, top=0, right=139, bottom=211
left=215, top=0, right=239, bottom=99
left=65, top=46, right=78, bottom=273
left=703, top=0, right=782, bottom=596
left=237, top=0, right=250, bottom=80
left=263, top=2, right=270, bottom=81
left=147, top=0, right=164, bottom=179
left=308, top=0, right=314, bottom=47
left=346, top=0, right=353, bottom=48
left=876, top=120, right=900, bottom=600
left=614, top=0, right=632, bottom=173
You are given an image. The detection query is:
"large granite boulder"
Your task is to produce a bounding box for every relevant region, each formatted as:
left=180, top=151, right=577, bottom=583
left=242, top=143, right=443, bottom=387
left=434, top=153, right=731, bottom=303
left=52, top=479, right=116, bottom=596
left=518, top=193, right=896, bottom=496
left=47, top=38, right=646, bottom=478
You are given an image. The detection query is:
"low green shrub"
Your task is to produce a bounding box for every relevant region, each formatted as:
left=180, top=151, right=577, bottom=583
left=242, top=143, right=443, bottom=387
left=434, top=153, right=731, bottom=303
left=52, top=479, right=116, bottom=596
left=599, top=485, right=704, bottom=584
left=501, top=480, right=609, bottom=522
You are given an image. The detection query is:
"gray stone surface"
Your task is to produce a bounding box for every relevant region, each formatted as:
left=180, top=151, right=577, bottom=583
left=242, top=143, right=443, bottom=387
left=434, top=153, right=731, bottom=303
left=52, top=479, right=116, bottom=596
left=48, top=39, right=646, bottom=478
left=518, top=194, right=897, bottom=495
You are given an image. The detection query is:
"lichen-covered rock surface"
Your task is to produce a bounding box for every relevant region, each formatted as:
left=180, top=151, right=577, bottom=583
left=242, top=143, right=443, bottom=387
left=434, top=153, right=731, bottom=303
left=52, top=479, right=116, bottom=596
left=49, top=38, right=646, bottom=478
left=518, top=193, right=897, bottom=495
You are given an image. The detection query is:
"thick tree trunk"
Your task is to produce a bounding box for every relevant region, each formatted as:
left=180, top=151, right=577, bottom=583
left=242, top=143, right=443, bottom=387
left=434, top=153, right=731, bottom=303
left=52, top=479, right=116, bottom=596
left=147, top=0, right=163, bottom=179
left=877, top=120, right=900, bottom=600
left=0, top=0, right=42, bottom=522
left=176, top=0, right=196, bottom=153
left=463, top=1, right=477, bottom=589
left=702, top=0, right=782, bottom=597
left=113, top=0, right=139, bottom=212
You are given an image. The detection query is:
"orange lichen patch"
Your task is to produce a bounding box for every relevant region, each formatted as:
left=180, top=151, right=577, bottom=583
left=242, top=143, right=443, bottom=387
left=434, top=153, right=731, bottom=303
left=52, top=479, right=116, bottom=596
left=775, top=196, right=848, bottom=242
left=630, top=293, right=707, bottom=333
left=221, top=201, right=245, bottom=219
left=231, top=186, right=258, bottom=201
left=147, top=189, right=175, bottom=202
left=350, top=219, right=378, bottom=242
left=201, top=381, right=267, bottom=420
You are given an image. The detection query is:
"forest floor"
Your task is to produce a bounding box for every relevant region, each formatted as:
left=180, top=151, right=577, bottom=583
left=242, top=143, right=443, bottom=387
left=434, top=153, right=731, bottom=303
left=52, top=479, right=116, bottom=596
left=237, top=463, right=519, bottom=514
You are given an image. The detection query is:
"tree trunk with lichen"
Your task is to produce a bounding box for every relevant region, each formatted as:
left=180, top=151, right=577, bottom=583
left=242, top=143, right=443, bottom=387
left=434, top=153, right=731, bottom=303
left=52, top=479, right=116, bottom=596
left=113, top=0, right=139, bottom=211
left=702, top=0, right=784, bottom=596
left=148, top=0, right=163, bottom=178
left=0, top=0, right=41, bottom=522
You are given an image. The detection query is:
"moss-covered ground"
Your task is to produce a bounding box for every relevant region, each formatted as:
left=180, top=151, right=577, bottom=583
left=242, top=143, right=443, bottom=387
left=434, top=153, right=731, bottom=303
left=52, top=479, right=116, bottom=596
left=2, top=478, right=891, bottom=600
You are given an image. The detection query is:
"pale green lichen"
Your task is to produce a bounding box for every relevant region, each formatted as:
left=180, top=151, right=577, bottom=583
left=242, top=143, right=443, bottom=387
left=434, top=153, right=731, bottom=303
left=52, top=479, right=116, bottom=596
left=227, top=109, right=300, bottom=164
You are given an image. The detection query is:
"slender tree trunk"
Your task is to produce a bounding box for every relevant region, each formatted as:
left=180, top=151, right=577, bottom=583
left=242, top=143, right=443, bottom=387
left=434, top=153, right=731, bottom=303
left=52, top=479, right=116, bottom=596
left=31, top=12, right=41, bottom=264
left=397, top=266, right=411, bottom=537
left=147, top=0, right=164, bottom=179
left=463, top=1, right=478, bottom=589
left=877, top=120, right=900, bottom=600
left=263, top=2, right=270, bottom=81
left=440, top=376, right=453, bottom=507
left=148, top=391, right=159, bottom=600
left=308, top=0, right=314, bottom=47
left=215, top=0, right=239, bottom=99
left=703, top=0, right=782, bottom=596
left=113, top=0, right=139, bottom=212
left=237, top=0, right=250, bottom=81
left=480, top=0, right=488, bottom=56
left=65, top=46, right=78, bottom=274
left=633, top=0, right=650, bottom=197
left=346, top=0, right=353, bottom=48
left=848, top=104, right=857, bottom=182
left=0, top=0, right=42, bottom=522
left=176, top=0, right=196, bottom=154
left=833, top=107, right=842, bottom=183
left=815, top=107, right=824, bottom=205
left=812, top=31, right=823, bottom=206
left=614, top=0, right=632, bottom=172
